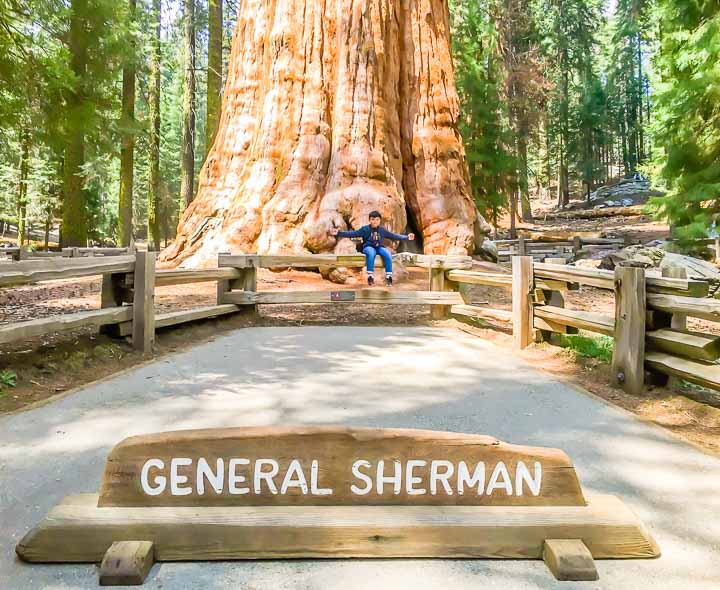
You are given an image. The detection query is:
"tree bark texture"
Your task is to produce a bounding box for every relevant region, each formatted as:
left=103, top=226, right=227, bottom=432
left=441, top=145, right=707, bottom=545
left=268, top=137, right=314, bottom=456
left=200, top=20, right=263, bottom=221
left=179, top=0, right=196, bottom=213
left=206, top=0, right=223, bottom=156
left=118, top=0, right=137, bottom=248
left=161, top=0, right=487, bottom=267
left=147, top=0, right=162, bottom=250
left=17, top=127, right=29, bottom=246
left=61, top=0, right=89, bottom=247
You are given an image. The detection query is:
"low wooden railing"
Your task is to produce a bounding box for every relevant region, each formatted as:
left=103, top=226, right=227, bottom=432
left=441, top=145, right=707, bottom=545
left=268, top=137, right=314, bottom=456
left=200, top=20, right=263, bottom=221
left=447, top=256, right=720, bottom=393
left=0, top=252, right=475, bottom=355
left=1, top=246, right=131, bottom=261
left=495, top=236, right=626, bottom=262
left=5, top=250, right=719, bottom=393
left=0, top=252, right=248, bottom=354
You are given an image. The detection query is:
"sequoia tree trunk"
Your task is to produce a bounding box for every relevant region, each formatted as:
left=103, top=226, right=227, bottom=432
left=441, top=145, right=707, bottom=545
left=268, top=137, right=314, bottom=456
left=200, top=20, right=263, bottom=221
left=161, top=0, right=488, bottom=267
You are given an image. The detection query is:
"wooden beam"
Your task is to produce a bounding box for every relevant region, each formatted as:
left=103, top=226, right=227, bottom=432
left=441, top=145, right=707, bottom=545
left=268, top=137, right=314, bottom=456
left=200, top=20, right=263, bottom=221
left=534, top=263, right=615, bottom=290
left=543, top=539, right=598, bottom=581
left=646, top=328, right=720, bottom=362
left=533, top=263, right=708, bottom=296
left=396, top=253, right=473, bottom=269
left=613, top=266, right=646, bottom=395
left=16, top=493, right=659, bottom=563
left=645, top=351, right=720, bottom=391
left=219, top=254, right=366, bottom=269
left=155, top=268, right=242, bottom=287
left=533, top=306, right=615, bottom=337
left=0, top=307, right=133, bottom=345
left=222, top=290, right=465, bottom=306
left=154, top=305, right=241, bottom=329
left=100, top=272, right=133, bottom=338
left=647, top=293, right=720, bottom=322
left=0, top=256, right=136, bottom=287
left=446, top=270, right=513, bottom=289
left=644, top=272, right=709, bottom=297
left=451, top=305, right=512, bottom=322
left=99, top=541, right=154, bottom=586
left=662, top=267, right=688, bottom=330
left=429, top=267, right=450, bottom=319
left=132, top=252, right=156, bottom=355
left=512, top=256, right=534, bottom=349
left=218, top=253, right=472, bottom=270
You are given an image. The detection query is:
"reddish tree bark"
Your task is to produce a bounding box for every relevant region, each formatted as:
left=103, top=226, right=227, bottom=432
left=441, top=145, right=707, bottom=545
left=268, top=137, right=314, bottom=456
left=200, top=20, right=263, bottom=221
left=161, top=0, right=489, bottom=267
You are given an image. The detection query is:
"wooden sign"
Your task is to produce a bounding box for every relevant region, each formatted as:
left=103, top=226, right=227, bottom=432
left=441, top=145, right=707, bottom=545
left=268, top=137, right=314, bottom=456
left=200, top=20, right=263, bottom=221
left=16, top=426, right=659, bottom=584
left=98, top=427, right=585, bottom=507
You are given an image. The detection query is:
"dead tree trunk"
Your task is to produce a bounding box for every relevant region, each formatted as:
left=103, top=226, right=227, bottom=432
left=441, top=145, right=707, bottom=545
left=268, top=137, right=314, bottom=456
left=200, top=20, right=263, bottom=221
left=161, top=0, right=488, bottom=267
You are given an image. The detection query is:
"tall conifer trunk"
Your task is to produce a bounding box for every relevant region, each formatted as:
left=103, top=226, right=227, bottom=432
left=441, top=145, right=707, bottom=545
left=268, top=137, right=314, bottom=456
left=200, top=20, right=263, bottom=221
left=147, top=0, right=161, bottom=250
left=206, top=0, right=223, bottom=156
left=179, top=0, right=196, bottom=212
left=62, top=0, right=89, bottom=247
left=118, top=0, right=137, bottom=248
left=17, top=127, right=30, bottom=246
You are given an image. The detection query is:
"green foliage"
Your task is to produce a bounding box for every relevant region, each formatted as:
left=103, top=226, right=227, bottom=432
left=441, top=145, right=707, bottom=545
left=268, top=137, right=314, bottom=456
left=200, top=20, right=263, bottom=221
left=0, top=369, right=17, bottom=392
left=1, top=0, right=235, bottom=247
left=451, top=0, right=516, bottom=231
left=650, top=0, right=720, bottom=240
left=557, top=334, right=614, bottom=363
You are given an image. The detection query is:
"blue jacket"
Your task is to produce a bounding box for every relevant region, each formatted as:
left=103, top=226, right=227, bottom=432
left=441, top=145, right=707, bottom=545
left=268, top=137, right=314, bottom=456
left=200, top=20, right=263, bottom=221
left=336, top=225, right=409, bottom=249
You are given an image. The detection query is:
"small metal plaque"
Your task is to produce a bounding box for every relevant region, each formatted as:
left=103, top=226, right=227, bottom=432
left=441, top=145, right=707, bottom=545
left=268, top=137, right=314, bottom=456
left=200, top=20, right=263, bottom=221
left=331, top=291, right=356, bottom=302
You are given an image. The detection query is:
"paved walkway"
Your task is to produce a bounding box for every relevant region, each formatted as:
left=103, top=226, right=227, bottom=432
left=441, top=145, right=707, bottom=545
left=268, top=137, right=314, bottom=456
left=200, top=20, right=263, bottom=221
left=1, top=327, right=719, bottom=589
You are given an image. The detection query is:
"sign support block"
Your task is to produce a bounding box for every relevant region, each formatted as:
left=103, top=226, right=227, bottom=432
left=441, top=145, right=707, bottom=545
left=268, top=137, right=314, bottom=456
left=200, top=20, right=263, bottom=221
left=99, top=541, right=155, bottom=586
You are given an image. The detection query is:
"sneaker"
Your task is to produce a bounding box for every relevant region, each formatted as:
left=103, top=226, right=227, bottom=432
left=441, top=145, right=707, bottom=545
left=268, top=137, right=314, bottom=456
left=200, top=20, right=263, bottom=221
left=385, top=275, right=393, bottom=287
left=367, top=275, right=375, bottom=286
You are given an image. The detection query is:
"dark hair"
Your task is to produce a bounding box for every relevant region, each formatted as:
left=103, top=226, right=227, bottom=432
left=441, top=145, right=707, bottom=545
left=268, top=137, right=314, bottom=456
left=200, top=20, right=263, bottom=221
left=369, top=211, right=382, bottom=220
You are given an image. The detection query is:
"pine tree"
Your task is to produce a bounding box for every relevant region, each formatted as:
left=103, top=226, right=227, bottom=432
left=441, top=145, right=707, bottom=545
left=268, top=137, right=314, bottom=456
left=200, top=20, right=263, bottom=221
left=650, top=0, right=720, bottom=238
left=118, top=0, right=138, bottom=248
left=147, top=0, right=161, bottom=250
left=206, top=0, right=223, bottom=156
left=179, top=0, right=196, bottom=213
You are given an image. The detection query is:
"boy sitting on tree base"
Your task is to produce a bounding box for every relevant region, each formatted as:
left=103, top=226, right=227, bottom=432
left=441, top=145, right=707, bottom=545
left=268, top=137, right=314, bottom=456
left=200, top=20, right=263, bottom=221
left=329, top=211, right=415, bottom=287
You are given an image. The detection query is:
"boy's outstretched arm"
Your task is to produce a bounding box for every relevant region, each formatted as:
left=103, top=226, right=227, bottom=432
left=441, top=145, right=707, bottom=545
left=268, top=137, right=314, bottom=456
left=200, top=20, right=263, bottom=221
left=381, top=228, right=415, bottom=241
left=334, top=228, right=363, bottom=238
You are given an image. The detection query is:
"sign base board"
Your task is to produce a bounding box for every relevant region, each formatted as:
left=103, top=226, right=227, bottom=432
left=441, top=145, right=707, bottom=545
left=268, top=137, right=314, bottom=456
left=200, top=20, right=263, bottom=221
left=17, top=493, right=659, bottom=563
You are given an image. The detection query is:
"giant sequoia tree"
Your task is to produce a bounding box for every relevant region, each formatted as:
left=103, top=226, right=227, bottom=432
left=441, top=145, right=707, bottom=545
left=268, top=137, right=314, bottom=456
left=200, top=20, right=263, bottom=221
left=161, top=0, right=488, bottom=267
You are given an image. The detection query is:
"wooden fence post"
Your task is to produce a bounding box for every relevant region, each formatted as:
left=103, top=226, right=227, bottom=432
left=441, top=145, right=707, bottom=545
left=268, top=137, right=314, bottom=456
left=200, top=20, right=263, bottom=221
left=512, top=256, right=534, bottom=349
left=518, top=236, right=527, bottom=256
left=217, top=254, right=257, bottom=317
left=572, top=236, right=582, bottom=255
left=663, top=266, right=688, bottom=330
left=132, top=251, right=156, bottom=354
left=612, top=265, right=646, bottom=394
left=535, top=257, right=574, bottom=343
left=429, top=263, right=450, bottom=320
left=100, top=271, right=133, bottom=337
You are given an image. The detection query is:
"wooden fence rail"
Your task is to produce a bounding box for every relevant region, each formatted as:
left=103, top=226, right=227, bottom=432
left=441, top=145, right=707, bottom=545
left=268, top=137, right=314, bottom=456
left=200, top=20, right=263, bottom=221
left=451, top=256, right=720, bottom=393
left=0, top=253, right=251, bottom=355
left=3, top=250, right=720, bottom=393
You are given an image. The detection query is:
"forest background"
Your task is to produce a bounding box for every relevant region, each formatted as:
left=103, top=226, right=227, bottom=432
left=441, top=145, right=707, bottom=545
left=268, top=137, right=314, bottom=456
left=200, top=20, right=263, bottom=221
left=0, top=0, right=715, bottom=249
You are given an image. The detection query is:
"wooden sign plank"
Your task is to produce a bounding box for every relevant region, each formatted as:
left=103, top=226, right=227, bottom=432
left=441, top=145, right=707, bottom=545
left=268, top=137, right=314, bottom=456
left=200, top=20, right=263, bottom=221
left=16, top=493, right=659, bottom=563
left=97, top=427, right=585, bottom=508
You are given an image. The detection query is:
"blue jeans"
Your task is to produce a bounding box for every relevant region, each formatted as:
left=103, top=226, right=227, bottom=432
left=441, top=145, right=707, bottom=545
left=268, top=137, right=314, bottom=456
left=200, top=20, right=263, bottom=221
left=363, top=246, right=393, bottom=274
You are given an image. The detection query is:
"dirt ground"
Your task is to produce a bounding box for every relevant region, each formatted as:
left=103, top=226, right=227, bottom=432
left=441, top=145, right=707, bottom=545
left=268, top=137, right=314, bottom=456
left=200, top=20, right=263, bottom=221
left=1, top=260, right=719, bottom=458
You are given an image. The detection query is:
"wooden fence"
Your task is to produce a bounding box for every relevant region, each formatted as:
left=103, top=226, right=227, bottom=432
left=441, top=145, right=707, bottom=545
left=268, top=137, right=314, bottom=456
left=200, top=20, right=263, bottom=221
left=3, top=250, right=720, bottom=393
left=1, top=246, right=131, bottom=261
left=0, top=251, right=474, bottom=356
left=448, top=256, right=720, bottom=393
left=0, top=251, right=248, bottom=355
left=495, top=236, right=627, bottom=263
